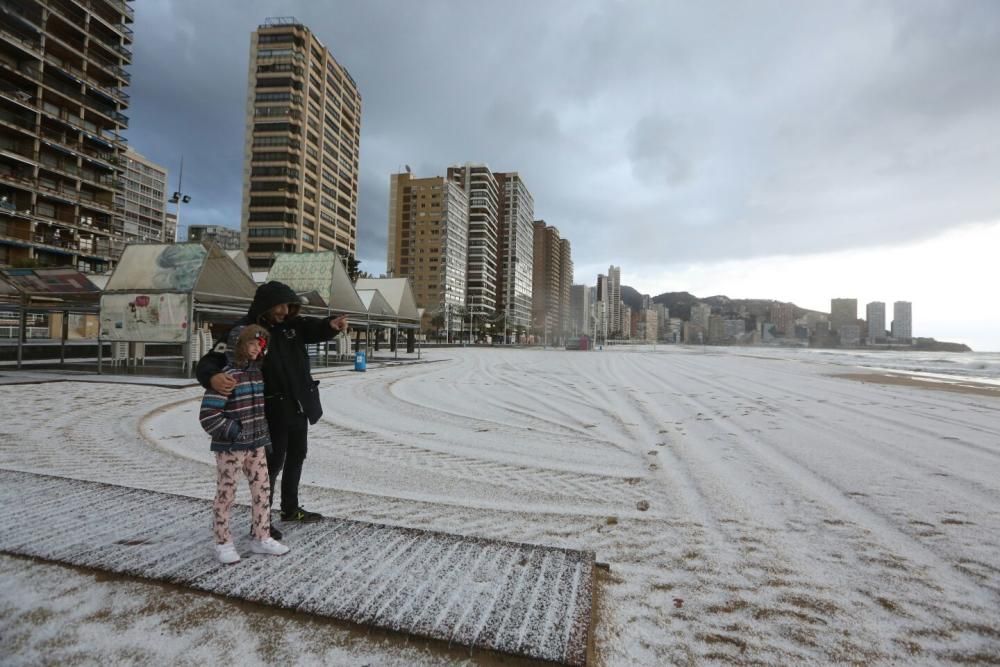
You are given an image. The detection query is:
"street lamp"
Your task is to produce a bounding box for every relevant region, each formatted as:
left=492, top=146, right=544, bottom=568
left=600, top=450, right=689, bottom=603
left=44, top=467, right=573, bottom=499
left=168, top=157, right=191, bottom=242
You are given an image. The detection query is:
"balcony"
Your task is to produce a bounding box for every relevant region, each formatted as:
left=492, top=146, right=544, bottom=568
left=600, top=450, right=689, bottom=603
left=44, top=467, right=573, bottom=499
left=0, top=59, right=42, bottom=91
left=1, top=0, right=45, bottom=34
left=78, top=169, right=116, bottom=191
left=34, top=181, right=78, bottom=206
left=0, top=25, right=42, bottom=59
left=0, top=142, right=37, bottom=167
left=24, top=229, right=114, bottom=259
left=96, top=0, right=134, bottom=23
left=46, top=0, right=88, bottom=28
left=0, top=197, right=31, bottom=222
left=83, top=47, right=129, bottom=84
left=0, top=106, right=35, bottom=133
left=85, top=21, right=126, bottom=53
left=38, top=154, right=80, bottom=179
left=87, top=80, right=129, bottom=104
left=77, top=187, right=115, bottom=210
left=41, top=51, right=129, bottom=105
left=37, top=100, right=109, bottom=138
left=85, top=102, right=127, bottom=126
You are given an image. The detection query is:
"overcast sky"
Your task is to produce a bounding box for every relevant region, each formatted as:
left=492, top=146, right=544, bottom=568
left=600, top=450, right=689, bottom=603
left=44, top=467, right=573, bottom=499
left=127, top=1, right=1000, bottom=350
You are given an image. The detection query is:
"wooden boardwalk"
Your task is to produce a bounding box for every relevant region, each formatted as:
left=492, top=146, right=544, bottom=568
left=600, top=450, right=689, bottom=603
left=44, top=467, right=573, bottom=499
left=0, top=470, right=594, bottom=665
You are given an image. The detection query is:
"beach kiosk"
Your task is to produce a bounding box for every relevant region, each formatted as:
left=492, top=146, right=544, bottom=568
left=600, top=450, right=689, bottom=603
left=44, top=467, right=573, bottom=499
left=0, top=267, right=102, bottom=368
left=265, top=252, right=368, bottom=364
left=355, top=277, right=421, bottom=356
left=98, top=243, right=258, bottom=374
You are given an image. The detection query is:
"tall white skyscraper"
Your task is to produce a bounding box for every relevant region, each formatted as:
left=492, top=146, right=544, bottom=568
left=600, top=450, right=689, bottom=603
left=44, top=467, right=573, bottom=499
left=866, top=301, right=886, bottom=343
left=608, top=265, right=621, bottom=335
left=892, top=301, right=912, bottom=341
left=494, top=172, right=534, bottom=335
left=448, top=164, right=499, bottom=324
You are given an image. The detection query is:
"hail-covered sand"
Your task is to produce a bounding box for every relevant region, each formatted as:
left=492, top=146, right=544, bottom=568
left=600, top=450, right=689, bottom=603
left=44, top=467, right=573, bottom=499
left=2, top=345, right=999, bottom=665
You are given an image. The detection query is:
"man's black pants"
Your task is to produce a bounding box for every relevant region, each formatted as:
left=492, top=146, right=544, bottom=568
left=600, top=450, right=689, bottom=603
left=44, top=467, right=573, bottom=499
left=264, top=410, right=309, bottom=515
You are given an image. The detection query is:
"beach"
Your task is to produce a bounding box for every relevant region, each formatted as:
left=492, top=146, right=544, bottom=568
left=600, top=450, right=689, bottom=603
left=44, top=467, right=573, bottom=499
left=2, top=345, right=999, bottom=665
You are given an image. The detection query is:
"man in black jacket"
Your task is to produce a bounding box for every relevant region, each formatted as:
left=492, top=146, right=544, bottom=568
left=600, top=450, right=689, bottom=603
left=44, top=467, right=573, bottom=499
left=197, top=281, right=348, bottom=538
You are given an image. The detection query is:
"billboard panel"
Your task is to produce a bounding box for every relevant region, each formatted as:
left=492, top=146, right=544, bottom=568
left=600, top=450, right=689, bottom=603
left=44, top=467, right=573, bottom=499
left=100, top=293, right=190, bottom=342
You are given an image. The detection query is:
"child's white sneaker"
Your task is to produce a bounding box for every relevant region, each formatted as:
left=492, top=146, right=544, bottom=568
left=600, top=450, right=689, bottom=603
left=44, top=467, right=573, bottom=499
left=215, top=541, right=241, bottom=564
left=250, top=536, right=289, bottom=556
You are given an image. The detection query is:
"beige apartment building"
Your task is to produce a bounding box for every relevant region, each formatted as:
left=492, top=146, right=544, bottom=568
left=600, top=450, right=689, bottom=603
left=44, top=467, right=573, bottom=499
left=387, top=171, right=468, bottom=335
left=242, top=18, right=361, bottom=270
left=769, top=301, right=795, bottom=337
left=830, top=298, right=858, bottom=334
left=0, top=0, right=134, bottom=273
left=558, top=237, right=572, bottom=339
left=532, top=220, right=568, bottom=342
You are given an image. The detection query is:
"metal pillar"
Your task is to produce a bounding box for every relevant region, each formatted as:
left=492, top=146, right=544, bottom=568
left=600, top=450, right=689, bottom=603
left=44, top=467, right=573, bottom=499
left=60, top=309, right=69, bottom=365
left=16, top=303, right=25, bottom=369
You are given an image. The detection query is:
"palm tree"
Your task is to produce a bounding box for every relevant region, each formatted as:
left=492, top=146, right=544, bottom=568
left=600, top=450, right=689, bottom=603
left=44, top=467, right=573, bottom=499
left=430, top=313, right=445, bottom=342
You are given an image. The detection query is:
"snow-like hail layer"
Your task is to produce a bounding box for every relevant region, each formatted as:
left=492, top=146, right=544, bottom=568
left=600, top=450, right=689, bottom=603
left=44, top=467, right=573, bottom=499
left=2, top=345, right=999, bottom=665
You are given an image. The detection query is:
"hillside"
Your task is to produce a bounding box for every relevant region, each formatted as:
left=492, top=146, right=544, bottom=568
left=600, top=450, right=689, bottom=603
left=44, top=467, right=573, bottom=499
left=620, top=286, right=820, bottom=322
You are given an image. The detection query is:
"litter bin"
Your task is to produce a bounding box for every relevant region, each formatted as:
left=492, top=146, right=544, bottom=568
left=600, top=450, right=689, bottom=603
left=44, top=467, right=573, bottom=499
left=354, top=350, right=366, bottom=372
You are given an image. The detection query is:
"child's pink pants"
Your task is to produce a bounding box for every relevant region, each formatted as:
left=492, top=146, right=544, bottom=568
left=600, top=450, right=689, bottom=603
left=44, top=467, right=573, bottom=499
left=213, top=448, right=271, bottom=544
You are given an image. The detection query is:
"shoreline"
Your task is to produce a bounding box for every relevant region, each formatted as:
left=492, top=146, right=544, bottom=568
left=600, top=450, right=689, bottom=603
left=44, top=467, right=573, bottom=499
left=831, top=371, right=1000, bottom=397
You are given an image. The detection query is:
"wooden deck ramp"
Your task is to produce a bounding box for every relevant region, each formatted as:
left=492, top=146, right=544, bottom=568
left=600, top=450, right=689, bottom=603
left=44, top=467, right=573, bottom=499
left=0, top=470, right=594, bottom=665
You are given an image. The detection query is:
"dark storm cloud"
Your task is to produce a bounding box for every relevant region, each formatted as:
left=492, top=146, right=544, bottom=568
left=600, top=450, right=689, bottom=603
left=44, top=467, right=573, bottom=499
left=129, top=0, right=1000, bottom=275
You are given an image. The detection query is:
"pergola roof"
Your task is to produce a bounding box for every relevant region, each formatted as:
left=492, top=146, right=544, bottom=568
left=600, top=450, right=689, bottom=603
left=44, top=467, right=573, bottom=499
left=104, top=243, right=257, bottom=303
left=266, top=252, right=367, bottom=315
left=0, top=267, right=101, bottom=307
left=355, top=278, right=419, bottom=321
left=356, top=289, right=396, bottom=318
left=225, top=249, right=252, bottom=277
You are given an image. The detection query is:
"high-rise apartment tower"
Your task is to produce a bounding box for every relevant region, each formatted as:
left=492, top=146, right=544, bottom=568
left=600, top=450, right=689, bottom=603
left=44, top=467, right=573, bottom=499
left=116, top=147, right=166, bottom=244
left=595, top=274, right=608, bottom=341
left=532, top=220, right=562, bottom=341
left=387, top=171, right=468, bottom=334
left=892, top=301, right=912, bottom=342
left=242, top=18, right=361, bottom=270
left=569, top=284, right=590, bottom=336
left=558, top=238, right=572, bottom=338
left=830, top=298, right=858, bottom=333
left=0, top=0, right=134, bottom=272
left=608, top=265, right=622, bottom=336
left=494, top=171, right=533, bottom=338
left=447, top=164, right=499, bottom=325
left=866, top=301, right=886, bottom=343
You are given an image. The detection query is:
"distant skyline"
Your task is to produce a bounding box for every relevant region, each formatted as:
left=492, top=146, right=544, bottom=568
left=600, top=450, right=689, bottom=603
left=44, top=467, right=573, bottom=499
left=614, top=220, right=1000, bottom=352
left=126, top=1, right=1000, bottom=350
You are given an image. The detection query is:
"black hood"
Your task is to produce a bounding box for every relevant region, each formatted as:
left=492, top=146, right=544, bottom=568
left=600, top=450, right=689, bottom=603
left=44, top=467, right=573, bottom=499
left=248, top=281, right=301, bottom=324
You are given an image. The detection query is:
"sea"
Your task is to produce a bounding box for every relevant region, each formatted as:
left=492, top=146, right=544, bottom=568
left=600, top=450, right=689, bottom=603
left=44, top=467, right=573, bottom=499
left=778, top=348, right=1000, bottom=385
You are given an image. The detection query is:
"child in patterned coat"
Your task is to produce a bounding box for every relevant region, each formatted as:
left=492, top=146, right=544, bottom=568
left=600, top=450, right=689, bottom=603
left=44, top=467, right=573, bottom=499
left=200, top=324, right=290, bottom=564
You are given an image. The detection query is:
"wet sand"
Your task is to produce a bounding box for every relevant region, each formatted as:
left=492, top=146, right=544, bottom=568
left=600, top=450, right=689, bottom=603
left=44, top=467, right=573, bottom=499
left=832, top=372, right=1000, bottom=398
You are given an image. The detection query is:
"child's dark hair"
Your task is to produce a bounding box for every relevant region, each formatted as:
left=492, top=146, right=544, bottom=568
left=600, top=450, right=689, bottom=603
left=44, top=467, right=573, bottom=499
left=234, top=324, right=269, bottom=365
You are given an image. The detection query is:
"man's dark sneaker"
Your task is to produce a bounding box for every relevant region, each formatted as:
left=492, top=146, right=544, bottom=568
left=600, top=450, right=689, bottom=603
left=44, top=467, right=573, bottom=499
left=281, top=507, right=322, bottom=523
